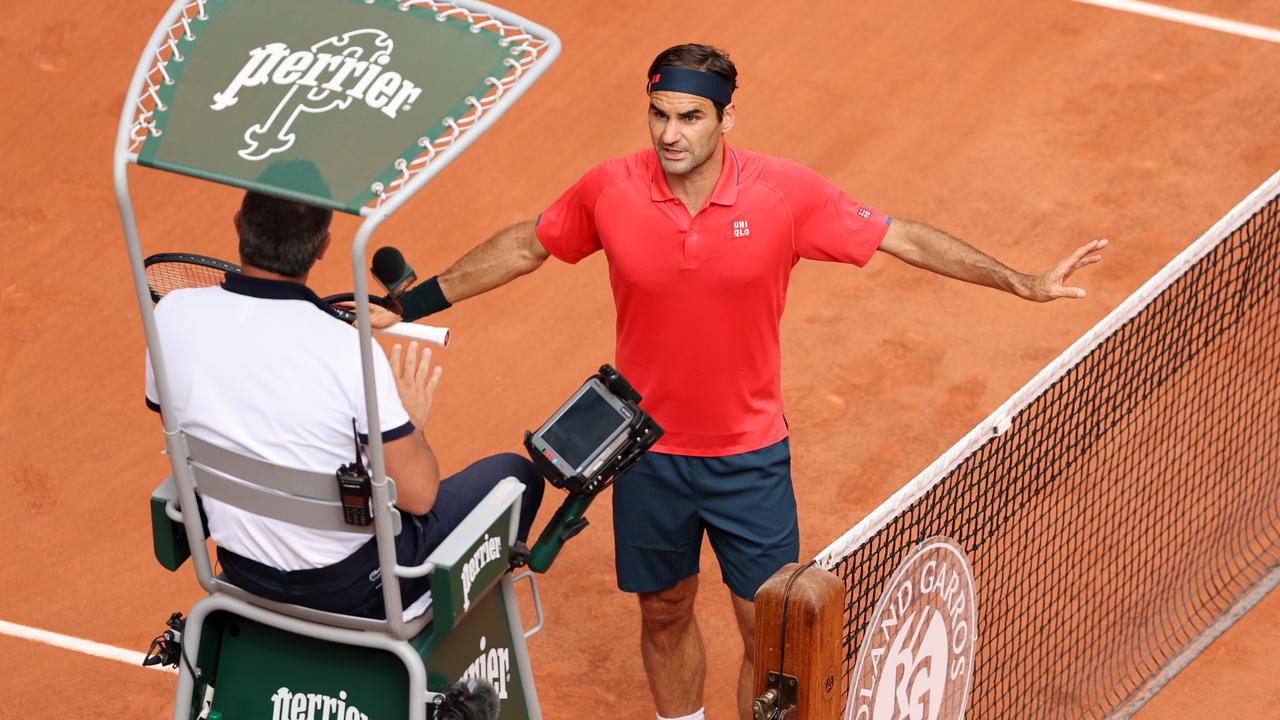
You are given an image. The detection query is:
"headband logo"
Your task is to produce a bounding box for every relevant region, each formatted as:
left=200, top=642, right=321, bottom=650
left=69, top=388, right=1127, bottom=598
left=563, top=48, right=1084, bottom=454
left=210, top=29, right=423, bottom=162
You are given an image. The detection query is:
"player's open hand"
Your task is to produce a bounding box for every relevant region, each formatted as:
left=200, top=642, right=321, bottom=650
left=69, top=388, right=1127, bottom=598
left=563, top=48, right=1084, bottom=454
left=1024, top=238, right=1109, bottom=302
left=390, top=341, right=442, bottom=430
left=335, top=301, right=402, bottom=328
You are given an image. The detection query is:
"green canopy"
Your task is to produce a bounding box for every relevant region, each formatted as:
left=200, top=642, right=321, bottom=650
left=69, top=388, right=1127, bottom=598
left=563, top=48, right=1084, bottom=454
left=135, top=0, right=536, bottom=213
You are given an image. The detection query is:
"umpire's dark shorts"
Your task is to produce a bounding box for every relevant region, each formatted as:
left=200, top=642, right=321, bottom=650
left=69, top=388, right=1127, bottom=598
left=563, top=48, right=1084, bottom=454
left=220, top=453, right=544, bottom=620
left=612, top=438, right=799, bottom=600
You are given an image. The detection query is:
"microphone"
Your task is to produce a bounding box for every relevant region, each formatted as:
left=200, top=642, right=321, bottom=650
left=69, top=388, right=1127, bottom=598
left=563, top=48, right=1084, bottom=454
left=433, top=678, right=499, bottom=719
left=371, top=246, right=418, bottom=303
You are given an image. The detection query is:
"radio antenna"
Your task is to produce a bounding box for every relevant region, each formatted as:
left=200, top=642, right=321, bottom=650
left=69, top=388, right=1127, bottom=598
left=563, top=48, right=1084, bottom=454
left=351, top=418, right=365, bottom=472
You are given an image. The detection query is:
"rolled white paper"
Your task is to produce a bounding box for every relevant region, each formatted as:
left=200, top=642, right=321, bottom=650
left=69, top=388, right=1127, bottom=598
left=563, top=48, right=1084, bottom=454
left=376, top=322, right=450, bottom=348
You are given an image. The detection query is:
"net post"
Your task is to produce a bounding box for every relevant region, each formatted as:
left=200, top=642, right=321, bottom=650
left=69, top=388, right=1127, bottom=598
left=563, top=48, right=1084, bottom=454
left=752, top=563, right=844, bottom=720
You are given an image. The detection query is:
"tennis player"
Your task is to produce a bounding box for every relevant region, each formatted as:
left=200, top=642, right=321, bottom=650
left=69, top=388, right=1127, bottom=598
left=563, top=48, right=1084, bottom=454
left=373, top=44, right=1106, bottom=720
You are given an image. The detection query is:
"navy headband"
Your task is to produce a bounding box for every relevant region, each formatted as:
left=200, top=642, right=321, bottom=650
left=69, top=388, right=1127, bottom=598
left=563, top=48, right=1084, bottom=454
left=647, top=66, right=734, bottom=106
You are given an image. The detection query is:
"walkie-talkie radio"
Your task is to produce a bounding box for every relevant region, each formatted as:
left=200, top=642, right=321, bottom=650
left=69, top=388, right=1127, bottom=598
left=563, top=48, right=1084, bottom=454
left=336, top=418, right=373, bottom=526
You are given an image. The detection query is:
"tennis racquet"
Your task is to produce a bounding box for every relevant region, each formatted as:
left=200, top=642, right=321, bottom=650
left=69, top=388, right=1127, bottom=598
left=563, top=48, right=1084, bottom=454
left=321, top=292, right=451, bottom=347
left=320, top=291, right=400, bottom=324
left=144, top=253, right=239, bottom=302
left=143, top=253, right=450, bottom=347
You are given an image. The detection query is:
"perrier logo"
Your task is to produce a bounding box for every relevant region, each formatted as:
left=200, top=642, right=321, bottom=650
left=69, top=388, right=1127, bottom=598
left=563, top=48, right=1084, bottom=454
left=210, top=29, right=424, bottom=161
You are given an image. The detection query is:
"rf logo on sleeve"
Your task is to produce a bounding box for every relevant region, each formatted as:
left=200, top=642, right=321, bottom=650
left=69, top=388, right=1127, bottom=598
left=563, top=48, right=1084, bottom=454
left=845, top=536, right=977, bottom=720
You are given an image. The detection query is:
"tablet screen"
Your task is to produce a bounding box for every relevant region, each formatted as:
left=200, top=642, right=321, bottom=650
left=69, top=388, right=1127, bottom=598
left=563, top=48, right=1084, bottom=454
left=542, top=386, right=626, bottom=471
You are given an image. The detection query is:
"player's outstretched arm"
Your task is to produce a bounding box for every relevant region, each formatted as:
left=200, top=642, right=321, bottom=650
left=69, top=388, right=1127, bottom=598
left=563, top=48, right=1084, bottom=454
left=438, top=220, right=549, bottom=305
left=878, top=219, right=1108, bottom=302
left=362, top=221, right=550, bottom=326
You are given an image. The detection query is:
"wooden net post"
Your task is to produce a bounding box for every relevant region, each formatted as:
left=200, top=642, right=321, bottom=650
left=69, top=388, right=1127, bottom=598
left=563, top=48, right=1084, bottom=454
left=752, top=562, right=844, bottom=720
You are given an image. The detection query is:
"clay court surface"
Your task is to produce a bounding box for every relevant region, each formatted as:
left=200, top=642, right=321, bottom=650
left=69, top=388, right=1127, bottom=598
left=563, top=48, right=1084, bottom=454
left=1, top=0, right=1278, bottom=717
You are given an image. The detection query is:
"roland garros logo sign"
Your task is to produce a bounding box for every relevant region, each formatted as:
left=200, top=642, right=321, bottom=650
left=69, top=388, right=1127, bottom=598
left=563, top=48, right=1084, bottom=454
left=845, top=537, right=977, bottom=720
left=210, top=29, right=424, bottom=161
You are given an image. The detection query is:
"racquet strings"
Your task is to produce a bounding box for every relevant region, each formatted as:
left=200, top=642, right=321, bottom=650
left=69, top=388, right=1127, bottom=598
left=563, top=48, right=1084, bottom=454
left=145, top=260, right=235, bottom=301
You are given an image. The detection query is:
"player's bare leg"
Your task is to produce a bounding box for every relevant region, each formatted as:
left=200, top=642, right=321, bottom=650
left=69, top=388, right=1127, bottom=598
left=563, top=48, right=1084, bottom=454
left=731, top=594, right=756, bottom=720
left=638, top=575, right=704, bottom=717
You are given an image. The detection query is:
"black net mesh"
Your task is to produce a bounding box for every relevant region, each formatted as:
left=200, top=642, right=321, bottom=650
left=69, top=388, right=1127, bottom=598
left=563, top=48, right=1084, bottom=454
left=825, top=188, right=1280, bottom=718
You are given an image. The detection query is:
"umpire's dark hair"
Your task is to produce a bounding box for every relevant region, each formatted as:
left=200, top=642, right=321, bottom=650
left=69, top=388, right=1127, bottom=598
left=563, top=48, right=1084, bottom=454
left=236, top=191, right=333, bottom=278
left=647, top=43, right=739, bottom=121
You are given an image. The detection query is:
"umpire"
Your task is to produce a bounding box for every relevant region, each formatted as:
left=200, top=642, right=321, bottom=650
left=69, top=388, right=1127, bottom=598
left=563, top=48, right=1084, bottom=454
left=375, top=43, right=1106, bottom=720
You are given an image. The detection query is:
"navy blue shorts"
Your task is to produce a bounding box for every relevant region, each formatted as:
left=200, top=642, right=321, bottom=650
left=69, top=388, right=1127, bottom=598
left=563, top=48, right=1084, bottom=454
left=611, top=438, right=799, bottom=600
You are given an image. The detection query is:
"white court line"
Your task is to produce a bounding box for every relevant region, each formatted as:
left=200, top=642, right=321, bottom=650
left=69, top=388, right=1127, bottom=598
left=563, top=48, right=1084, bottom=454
left=0, top=619, right=175, bottom=673
left=1075, top=0, right=1280, bottom=44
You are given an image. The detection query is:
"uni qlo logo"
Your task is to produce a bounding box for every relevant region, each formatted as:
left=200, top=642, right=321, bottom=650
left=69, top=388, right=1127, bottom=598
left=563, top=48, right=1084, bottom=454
left=733, top=219, right=751, bottom=238
left=845, top=537, right=977, bottom=720
left=858, top=207, right=873, bottom=220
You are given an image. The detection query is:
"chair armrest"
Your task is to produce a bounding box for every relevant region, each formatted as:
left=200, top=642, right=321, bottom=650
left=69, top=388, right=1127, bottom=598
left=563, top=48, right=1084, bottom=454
left=418, top=478, right=523, bottom=634
left=150, top=476, right=209, bottom=572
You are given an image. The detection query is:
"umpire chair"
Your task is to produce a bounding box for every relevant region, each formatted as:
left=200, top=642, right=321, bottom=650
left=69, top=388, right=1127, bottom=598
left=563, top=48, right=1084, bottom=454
left=149, top=428, right=544, bottom=719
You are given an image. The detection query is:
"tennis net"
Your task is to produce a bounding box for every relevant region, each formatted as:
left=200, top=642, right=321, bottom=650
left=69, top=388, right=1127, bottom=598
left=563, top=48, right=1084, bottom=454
left=816, top=171, right=1280, bottom=719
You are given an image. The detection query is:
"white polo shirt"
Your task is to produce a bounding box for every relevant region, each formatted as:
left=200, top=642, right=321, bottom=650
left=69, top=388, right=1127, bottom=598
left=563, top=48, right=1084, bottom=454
left=145, top=272, right=413, bottom=571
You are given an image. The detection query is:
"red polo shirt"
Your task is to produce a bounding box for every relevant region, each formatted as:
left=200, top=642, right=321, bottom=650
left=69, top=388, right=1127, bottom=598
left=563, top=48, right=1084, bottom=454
left=536, top=143, right=890, bottom=456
